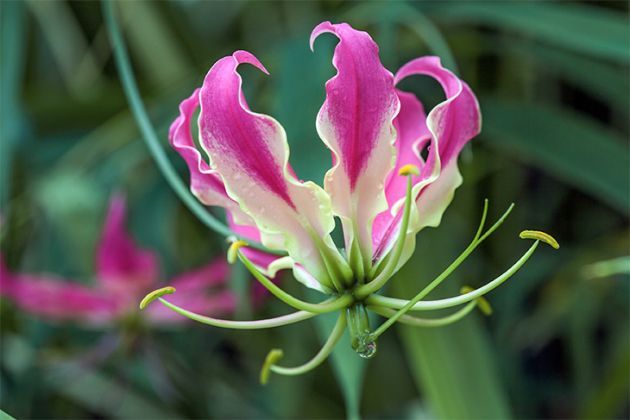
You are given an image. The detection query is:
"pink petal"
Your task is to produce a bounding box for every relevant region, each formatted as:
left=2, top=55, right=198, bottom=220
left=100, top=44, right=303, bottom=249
left=169, top=89, right=250, bottom=225
left=311, top=21, right=400, bottom=259
left=197, top=50, right=342, bottom=292
left=372, top=90, right=431, bottom=258
left=2, top=271, right=120, bottom=325
left=372, top=56, right=481, bottom=262
left=395, top=56, right=481, bottom=169
left=96, top=195, right=158, bottom=295
left=169, top=258, right=229, bottom=292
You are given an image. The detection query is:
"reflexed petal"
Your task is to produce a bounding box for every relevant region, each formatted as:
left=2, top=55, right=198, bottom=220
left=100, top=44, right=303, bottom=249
left=96, top=195, right=158, bottom=294
left=169, top=89, right=250, bottom=224
left=1, top=271, right=120, bottom=325
left=373, top=56, right=481, bottom=265
left=311, top=22, right=399, bottom=263
left=197, top=50, right=341, bottom=292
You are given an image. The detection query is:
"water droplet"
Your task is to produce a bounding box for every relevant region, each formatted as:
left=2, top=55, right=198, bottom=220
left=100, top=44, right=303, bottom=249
left=353, top=334, right=377, bottom=359
left=358, top=340, right=377, bottom=359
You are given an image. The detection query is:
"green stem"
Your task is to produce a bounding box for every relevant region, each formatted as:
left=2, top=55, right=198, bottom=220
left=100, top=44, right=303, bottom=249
left=102, top=0, right=275, bottom=254
left=369, top=301, right=477, bottom=331
left=238, top=250, right=353, bottom=314
left=366, top=241, right=540, bottom=312
left=156, top=297, right=317, bottom=329
left=270, top=311, right=347, bottom=376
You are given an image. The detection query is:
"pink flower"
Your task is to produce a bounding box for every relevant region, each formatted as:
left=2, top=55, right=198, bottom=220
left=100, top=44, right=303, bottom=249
left=169, top=21, right=480, bottom=293
left=152, top=21, right=556, bottom=380
left=0, top=195, right=236, bottom=326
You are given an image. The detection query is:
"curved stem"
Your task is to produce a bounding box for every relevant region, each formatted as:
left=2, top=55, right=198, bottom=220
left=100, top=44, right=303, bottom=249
left=356, top=175, right=413, bottom=299
left=238, top=250, right=353, bottom=314
left=156, top=297, right=317, bottom=329
left=369, top=300, right=477, bottom=331
left=366, top=241, right=540, bottom=312
left=101, top=0, right=276, bottom=254
left=270, top=311, right=347, bottom=376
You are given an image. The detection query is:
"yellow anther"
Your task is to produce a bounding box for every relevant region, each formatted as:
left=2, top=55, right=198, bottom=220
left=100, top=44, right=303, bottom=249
left=228, top=240, right=249, bottom=264
left=460, top=286, right=493, bottom=316
left=139, top=286, right=176, bottom=310
left=519, top=230, right=559, bottom=249
left=260, top=349, right=283, bottom=385
left=399, top=164, right=420, bottom=176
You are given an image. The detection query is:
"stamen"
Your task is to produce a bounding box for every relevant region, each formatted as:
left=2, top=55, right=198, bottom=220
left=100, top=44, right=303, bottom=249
left=355, top=167, right=417, bottom=299
left=460, top=286, right=493, bottom=316
left=366, top=239, right=543, bottom=312
left=260, top=349, right=284, bottom=385
left=260, top=311, right=347, bottom=383
left=139, top=286, right=176, bottom=310
left=152, top=296, right=319, bottom=329
left=519, top=230, right=559, bottom=249
left=399, top=164, right=420, bottom=176
left=357, top=199, right=505, bottom=301
left=235, top=244, right=354, bottom=313
left=228, top=239, right=249, bottom=264
left=368, top=300, right=477, bottom=329
left=473, top=199, right=489, bottom=241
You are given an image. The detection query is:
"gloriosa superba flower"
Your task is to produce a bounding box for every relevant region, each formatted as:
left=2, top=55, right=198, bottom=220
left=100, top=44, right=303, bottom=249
left=141, top=21, right=558, bottom=383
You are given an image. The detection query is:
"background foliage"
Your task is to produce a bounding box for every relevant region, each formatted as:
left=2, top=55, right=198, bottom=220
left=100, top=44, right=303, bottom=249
left=1, top=1, right=628, bottom=418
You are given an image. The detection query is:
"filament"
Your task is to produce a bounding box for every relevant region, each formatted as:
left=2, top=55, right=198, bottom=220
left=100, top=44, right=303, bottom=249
left=154, top=297, right=318, bottom=329
left=355, top=170, right=415, bottom=299
left=235, top=246, right=353, bottom=313
left=261, top=311, right=347, bottom=383
left=369, top=300, right=477, bottom=329
left=366, top=240, right=540, bottom=312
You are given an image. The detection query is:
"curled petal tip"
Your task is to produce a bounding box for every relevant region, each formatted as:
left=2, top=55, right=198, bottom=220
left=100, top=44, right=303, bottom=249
left=399, top=164, right=420, bottom=177
left=460, top=286, right=493, bottom=316
left=227, top=240, right=249, bottom=264
left=519, top=230, right=559, bottom=249
left=139, top=286, right=176, bottom=310
left=232, top=50, right=269, bottom=75
left=260, top=348, right=284, bottom=385
left=309, top=21, right=334, bottom=51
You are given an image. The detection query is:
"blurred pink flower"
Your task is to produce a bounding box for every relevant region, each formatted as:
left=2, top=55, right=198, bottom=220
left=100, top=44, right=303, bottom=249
left=0, top=195, right=237, bottom=326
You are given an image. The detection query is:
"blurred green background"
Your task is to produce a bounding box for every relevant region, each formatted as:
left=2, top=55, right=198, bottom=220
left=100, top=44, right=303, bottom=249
left=1, top=1, right=628, bottom=418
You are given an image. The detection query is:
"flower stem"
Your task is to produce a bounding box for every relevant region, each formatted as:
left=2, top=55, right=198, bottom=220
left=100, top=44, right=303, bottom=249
left=101, top=0, right=276, bottom=254
left=156, top=297, right=317, bottom=329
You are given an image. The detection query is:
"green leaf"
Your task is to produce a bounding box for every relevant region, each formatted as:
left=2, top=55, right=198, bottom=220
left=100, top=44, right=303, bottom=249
left=481, top=98, right=630, bottom=212
left=0, top=409, right=16, bottom=420
left=428, top=3, right=629, bottom=63
left=0, top=0, right=27, bottom=208
left=484, top=37, right=629, bottom=110
left=46, top=363, right=178, bottom=419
